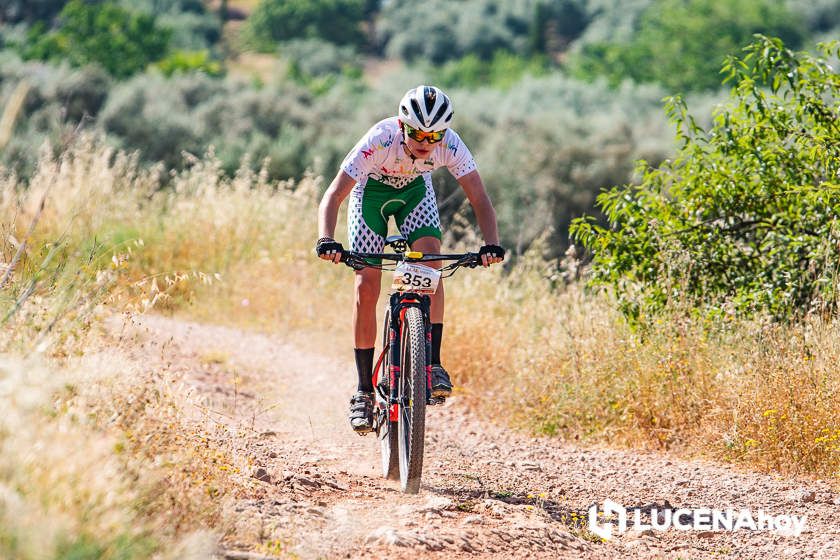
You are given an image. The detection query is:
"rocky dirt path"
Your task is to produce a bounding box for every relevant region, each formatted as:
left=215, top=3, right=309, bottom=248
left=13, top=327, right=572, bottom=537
left=123, top=315, right=838, bottom=560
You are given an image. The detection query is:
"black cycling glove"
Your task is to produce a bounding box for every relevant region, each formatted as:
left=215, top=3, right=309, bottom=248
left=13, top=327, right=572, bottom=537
left=479, top=244, right=506, bottom=261
left=316, top=237, right=344, bottom=258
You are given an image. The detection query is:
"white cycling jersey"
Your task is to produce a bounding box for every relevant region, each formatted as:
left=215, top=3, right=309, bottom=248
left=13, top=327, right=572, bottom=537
left=340, top=117, right=477, bottom=190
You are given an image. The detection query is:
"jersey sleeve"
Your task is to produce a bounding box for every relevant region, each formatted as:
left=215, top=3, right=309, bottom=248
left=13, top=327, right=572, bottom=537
left=340, top=121, right=393, bottom=184
left=441, top=129, right=477, bottom=178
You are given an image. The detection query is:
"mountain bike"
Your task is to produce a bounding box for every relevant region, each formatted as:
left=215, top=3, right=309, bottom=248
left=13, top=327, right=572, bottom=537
left=341, top=235, right=481, bottom=494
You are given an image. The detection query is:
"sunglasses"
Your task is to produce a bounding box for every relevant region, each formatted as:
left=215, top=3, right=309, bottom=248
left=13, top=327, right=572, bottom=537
left=402, top=123, right=446, bottom=144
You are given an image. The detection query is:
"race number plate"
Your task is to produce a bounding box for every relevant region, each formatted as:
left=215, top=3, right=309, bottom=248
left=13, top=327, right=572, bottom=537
left=391, top=262, right=441, bottom=294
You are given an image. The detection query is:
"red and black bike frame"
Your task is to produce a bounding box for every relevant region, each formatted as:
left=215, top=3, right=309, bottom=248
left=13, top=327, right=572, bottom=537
left=373, top=292, right=432, bottom=422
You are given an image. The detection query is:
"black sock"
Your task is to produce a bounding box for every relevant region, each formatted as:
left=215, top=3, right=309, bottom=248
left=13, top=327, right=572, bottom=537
left=431, top=323, right=443, bottom=365
left=355, top=347, right=375, bottom=392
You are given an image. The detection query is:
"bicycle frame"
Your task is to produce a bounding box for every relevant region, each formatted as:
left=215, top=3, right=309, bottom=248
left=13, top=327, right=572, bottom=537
left=373, top=292, right=433, bottom=423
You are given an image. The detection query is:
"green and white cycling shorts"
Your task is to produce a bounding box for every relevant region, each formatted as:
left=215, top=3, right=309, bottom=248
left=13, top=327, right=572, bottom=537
left=348, top=175, right=442, bottom=255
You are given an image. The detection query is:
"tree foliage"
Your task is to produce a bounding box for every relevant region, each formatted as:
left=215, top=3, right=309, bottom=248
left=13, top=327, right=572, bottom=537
left=21, top=0, right=170, bottom=78
left=244, top=0, right=367, bottom=51
left=428, top=50, right=551, bottom=90
left=571, top=0, right=807, bottom=92
left=376, top=0, right=586, bottom=64
left=571, top=36, right=840, bottom=321
left=117, top=0, right=222, bottom=51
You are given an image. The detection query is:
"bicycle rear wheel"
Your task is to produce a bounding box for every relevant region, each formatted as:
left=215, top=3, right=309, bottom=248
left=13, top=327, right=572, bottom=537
left=397, top=306, right=427, bottom=494
left=378, top=308, right=399, bottom=480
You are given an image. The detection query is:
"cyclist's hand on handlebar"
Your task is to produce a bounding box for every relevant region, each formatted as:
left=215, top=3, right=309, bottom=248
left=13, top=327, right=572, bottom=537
left=479, top=244, right=505, bottom=267
left=316, top=237, right=344, bottom=263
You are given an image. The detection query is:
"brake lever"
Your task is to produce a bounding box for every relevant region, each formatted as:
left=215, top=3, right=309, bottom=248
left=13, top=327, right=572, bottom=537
left=464, top=253, right=481, bottom=268
left=341, top=253, right=364, bottom=270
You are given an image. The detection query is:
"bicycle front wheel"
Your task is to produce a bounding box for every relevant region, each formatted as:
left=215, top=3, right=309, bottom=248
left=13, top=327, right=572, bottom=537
left=397, top=306, right=427, bottom=494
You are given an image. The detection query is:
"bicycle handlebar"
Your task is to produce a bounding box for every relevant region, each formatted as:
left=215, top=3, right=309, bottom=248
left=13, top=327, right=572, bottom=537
left=339, top=250, right=482, bottom=272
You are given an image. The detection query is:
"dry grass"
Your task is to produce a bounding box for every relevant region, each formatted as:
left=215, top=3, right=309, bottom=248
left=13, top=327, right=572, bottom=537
left=1, top=138, right=837, bottom=557
left=0, top=138, right=312, bottom=557
left=442, top=240, right=840, bottom=482
left=0, top=345, right=239, bottom=558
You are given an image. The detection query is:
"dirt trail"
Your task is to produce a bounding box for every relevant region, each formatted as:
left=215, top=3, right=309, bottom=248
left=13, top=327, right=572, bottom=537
left=123, top=315, right=838, bottom=560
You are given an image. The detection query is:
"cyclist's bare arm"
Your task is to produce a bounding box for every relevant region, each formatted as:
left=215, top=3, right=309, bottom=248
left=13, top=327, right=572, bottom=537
left=456, top=170, right=503, bottom=267
left=318, top=170, right=356, bottom=263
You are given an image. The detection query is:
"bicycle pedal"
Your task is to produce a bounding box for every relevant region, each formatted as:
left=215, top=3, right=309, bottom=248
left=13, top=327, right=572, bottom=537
left=428, top=396, right=446, bottom=406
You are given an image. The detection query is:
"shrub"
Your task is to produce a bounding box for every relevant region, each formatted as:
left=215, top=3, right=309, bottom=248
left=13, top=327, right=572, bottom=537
left=117, top=0, right=223, bottom=51
left=21, top=0, right=171, bottom=78
left=785, top=0, right=840, bottom=34
left=571, top=0, right=807, bottom=92
left=376, top=0, right=584, bottom=64
left=154, top=50, right=224, bottom=77
left=0, top=53, right=113, bottom=175
left=243, top=0, right=367, bottom=51
left=429, top=50, right=551, bottom=90
left=100, top=73, right=207, bottom=168
left=278, top=38, right=362, bottom=78
left=571, top=36, right=840, bottom=321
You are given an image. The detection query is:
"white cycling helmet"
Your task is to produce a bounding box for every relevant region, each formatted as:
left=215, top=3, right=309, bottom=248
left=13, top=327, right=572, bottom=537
left=398, top=85, right=454, bottom=132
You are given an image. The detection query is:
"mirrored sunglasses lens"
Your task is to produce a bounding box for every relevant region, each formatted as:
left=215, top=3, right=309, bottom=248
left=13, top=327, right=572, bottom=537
left=404, top=124, right=445, bottom=143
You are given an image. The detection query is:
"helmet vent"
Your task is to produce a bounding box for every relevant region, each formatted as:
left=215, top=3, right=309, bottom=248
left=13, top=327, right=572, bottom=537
left=409, top=99, right=422, bottom=121
left=423, top=86, right=436, bottom=113
left=429, top=103, right=448, bottom=128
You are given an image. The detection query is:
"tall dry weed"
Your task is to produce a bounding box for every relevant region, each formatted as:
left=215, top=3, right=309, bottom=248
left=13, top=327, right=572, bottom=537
left=0, top=138, right=299, bottom=557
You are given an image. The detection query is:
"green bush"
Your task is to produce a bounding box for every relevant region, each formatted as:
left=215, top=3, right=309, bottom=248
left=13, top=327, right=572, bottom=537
left=277, top=38, right=363, bottom=93
left=117, top=0, right=223, bottom=51
left=243, top=0, right=367, bottom=51
left=571, top=0, right=807, bottom=92
left=785, top=0, right=840, bottom=34
left=569, top=0, right=653, bottom=47
left=430, top=50, right=551, bottom=90
left=377, top=0, right=585, bottom=64
left=100, top=72, right=217, bottom=168
left=0, top=53, right=113, bottom=174
left=571, top=36, right=840, bottom=321
left=21, top=0, right=171, bottom=78
left=154, top=50, right=223, bottom=77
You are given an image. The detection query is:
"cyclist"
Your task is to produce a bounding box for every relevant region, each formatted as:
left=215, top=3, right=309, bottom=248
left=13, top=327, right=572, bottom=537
left=316, top=85, right=505, bottom=433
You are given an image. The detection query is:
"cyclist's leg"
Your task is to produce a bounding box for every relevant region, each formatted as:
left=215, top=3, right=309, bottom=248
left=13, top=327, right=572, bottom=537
left=354, top=267, right=381, bottom=348
left=348, top=182, right=389, bottom=349
left=347, top=183, right=388, bottom=431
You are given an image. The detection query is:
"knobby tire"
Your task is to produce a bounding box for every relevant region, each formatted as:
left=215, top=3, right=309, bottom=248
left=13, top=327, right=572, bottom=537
left=398, top=306, right=426, bottom=494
